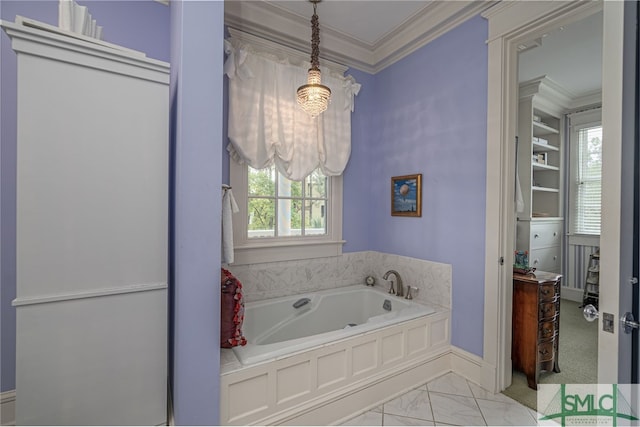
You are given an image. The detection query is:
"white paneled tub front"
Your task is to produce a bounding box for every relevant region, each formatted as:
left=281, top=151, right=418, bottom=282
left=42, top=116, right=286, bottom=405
left=221, top=285, right=451, bottom=425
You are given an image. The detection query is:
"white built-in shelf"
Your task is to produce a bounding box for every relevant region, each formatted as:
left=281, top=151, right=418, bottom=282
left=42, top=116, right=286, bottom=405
left=532, top=186, right=559, bottom=193
left=532, top=141, right=559, bottom=152
left=529, top=216, right=564, bottom=221
left=532, top=163, right=559, bottom=171
left=533, top=121, right=559, bottom=135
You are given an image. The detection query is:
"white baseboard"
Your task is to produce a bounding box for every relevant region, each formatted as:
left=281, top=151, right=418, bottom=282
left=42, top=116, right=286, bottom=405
left=1, top=390, right=16, bottom=426
left=450, top=345, right=500, bottom=393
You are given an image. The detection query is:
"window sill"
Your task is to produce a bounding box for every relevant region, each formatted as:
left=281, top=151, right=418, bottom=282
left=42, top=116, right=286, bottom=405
left=231, top=239, right=346, bottom=265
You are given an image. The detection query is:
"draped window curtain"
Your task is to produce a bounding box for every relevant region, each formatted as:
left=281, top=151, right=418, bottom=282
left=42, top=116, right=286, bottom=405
left=224, top=38, right=361, bottom=181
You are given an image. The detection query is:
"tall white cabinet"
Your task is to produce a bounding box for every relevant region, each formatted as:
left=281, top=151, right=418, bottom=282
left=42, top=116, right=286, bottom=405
left=516, top=77, right=569, bottom=273
left=2, top=19, right=169, bottom=425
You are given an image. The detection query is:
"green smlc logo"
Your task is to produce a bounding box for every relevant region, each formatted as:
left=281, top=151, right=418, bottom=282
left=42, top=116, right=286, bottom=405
left=539, top=384, right=639, bottom=426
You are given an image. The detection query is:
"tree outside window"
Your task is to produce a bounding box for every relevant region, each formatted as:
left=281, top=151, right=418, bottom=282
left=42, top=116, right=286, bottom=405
left=248, top=166, right=327, bottom=239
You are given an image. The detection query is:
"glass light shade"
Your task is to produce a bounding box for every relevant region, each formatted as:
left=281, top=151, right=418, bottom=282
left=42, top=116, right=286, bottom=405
left=297, top=68, right=331, bottom=117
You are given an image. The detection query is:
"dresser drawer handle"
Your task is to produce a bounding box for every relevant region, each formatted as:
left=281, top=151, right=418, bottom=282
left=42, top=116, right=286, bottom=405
left=541, top=288, right=551, bottom=295
left=540, top=348, right=549, bottom=356
left=543, top=328, right=552, bottom=335
left=553, top=232, right=557, bottom=237
left=533, top=259, right=539, bottom=265
left=553, top=256, right=557, bottom=261
left=534, top=233, right=540, bottom=239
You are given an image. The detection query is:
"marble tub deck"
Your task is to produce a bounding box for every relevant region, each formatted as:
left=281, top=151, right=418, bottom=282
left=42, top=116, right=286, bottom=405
left=341, top=372, right=540, bottom=426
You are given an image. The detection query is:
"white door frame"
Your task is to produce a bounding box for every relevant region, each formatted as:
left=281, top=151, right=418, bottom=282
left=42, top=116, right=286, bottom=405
left=481, top=0, right=622, bottom=393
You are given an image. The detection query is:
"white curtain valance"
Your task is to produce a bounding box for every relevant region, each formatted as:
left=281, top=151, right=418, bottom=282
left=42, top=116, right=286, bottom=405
left=225, top=38, right=361, bottom=181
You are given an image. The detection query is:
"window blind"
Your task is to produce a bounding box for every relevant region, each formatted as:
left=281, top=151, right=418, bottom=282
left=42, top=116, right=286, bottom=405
left=572, top=125, right=602, bottom=235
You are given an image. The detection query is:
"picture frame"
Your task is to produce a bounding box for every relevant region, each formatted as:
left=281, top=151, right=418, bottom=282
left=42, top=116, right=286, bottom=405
left=391, top=174, right=422, bottom=217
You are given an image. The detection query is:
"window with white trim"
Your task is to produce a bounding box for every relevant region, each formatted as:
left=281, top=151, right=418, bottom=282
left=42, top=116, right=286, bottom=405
left=247, top=166, right=328, bottom=238
left=230, top=160, right=344, bottom=265
left=569, top=110, right=602, bottom=236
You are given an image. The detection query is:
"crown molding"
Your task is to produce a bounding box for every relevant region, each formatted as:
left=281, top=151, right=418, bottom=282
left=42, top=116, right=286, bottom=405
left=224, top=1, right=375, bottom=72
left=520, top=77, right=602, bottom=114
left=519, top=75, right=574, bottom=114
left=569, top=90, right=602, bottom=111
left=227, top=27, right=349, bottom=74
left=372, top=1, right=496, bottom=72
left=224, top=0, right=495, bottom=74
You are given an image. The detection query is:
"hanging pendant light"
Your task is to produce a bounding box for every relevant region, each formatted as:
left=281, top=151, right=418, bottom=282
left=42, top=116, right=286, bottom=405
left=296, top=0, right=331, bottom=117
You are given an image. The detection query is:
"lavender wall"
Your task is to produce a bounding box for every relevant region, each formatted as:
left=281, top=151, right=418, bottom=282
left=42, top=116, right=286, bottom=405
left=366, top=16, right=488, bottom=356
left=219, top=17, right=488, bottom=356
left=0, top=0, right=170, bottom=394
left=170, top=1, right=224, bottom=424
left=342, top=69, right=377, bottom=253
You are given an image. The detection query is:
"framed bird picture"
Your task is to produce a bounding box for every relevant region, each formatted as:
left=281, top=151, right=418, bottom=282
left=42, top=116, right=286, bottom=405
left=391, top=174, right=422, bottom=217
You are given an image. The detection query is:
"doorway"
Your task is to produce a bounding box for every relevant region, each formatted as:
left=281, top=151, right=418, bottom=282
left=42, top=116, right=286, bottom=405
left=482, top=0, right=629, bottom=402
left=501, top=11, right=603, bottom=409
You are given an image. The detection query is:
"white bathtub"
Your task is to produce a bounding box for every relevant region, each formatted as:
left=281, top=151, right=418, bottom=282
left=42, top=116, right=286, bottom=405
left=233, top=285, right=436, bottom=365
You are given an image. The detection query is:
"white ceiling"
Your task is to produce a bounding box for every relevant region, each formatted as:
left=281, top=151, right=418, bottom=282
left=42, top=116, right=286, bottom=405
left=518, top=11, right=603, bottom=99
left=224, top=0, right=492, bottom=73
left=225, top=1, right=603, bottom=100
left=269, top=1, right=430, bottom=45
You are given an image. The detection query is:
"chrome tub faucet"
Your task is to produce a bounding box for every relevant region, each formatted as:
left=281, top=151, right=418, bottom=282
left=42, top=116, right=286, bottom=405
left=383, top=270, right=404, bottom=297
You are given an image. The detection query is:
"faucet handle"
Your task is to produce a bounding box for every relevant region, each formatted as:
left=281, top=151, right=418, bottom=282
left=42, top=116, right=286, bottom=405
left=405, top=286, right=419, bottom=300
left=387, top=280, right=396, bottom=295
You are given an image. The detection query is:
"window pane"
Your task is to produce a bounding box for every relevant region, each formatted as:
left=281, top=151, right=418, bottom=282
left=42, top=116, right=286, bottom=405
left=246, top=166, right=329, bottom=240
left=248, top=197, right=275, bottom=238
left=249, top=166, right=275, bottom=196
left=307, top=170, right=327, bottom=198
left=573, top=126, right=602, bottom=235
left=305, top=200, right=326, bottom=235
left=278, top=172, right=302, bottom=197
left=278, top=199, right=302, bottom=236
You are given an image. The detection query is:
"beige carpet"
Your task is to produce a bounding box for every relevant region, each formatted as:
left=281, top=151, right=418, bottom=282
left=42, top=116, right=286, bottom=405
left=502, top=299, right=598, bottom=410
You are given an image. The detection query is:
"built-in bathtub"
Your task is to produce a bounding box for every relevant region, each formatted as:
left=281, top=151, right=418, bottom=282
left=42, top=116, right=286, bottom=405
left=234, top=285, right=436, bottom=365
left=221, top=284, right=451, bottom=425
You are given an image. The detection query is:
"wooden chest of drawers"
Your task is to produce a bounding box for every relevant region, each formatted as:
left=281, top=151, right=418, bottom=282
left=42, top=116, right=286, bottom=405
left=512, top=271, right=562, bottom=390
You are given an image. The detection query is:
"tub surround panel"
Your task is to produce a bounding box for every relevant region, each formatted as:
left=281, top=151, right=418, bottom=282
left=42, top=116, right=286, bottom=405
left=382, top=332, right=405, bottom=366
left=317, top=350, right=347, bottom=389
left=228, top=251, right=451, bottom=309
left=408, top=324, right=428, bottom=356
left=220, top=311, right=450, bottom=425
left=227, top=373, right=269, bottom=421
left=369, top=252, right=452, bottom=310
left=276, top=361, right=312, bottom=404
left=285, top=352, right=451, bottom=426
left=353, top=340, right=378, bottom=376
left=230, top=251, right=369, bottom=302
left=431, top=317, right=450, bottom=347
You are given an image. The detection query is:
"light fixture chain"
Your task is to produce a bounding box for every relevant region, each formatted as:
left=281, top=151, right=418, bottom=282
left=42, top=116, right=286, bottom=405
left=310, top=10, right=320, bottom=69
left=296, top=0, right=331, bottom=117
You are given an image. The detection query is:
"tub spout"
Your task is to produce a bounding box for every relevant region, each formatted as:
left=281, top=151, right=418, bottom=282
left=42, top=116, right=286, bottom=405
left=293, top=298, right=311, bottom=309
left=382, top=270, right=403, bottom=297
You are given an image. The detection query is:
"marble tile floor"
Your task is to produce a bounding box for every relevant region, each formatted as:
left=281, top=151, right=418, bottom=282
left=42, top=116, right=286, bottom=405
left=340, top=372, right=541, bottom=426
